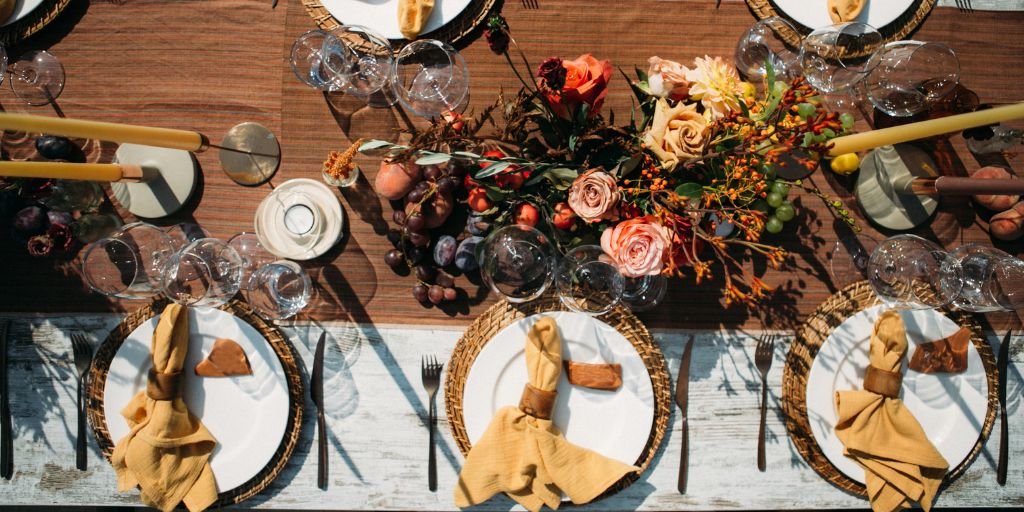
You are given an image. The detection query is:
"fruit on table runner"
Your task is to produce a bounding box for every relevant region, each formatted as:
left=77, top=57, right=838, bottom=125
left=376, top=160, right=421, bottom=200
left=971, top=166, right=1020, bottom=212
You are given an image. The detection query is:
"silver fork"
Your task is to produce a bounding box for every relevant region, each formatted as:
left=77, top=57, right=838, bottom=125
left=70, top=333, right=93, bottom=471
left=421, top=355, right=442, bottom=492
left=956, top=0, right=973, bottom=13
left=754, top=334, right=775, bottom=472
left=521, top=0, right=539, bottom=9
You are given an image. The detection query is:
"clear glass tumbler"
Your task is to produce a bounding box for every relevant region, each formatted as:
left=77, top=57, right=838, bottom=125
left=555, top=245, right=624, bottom=315
left=480, top=225, right=554, bottom=303
left=161, top=238, right=244, bottom=307
left=950, top=244, right=1024, bottom=312
left=81, top=222, right=178, bottom=299
left=246, top=260, right=313, bottom=320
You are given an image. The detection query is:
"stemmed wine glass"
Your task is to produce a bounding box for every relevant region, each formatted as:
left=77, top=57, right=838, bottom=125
left=863, top=41, right=960, bottom=118
left=555, top=245, right=624, bottom=315
left=949, top=244, right=1024, bottom=312
left=866, top=234, right=963, bottom=310
left=161, top=238, right=244, bottom=308
left=228, top=232, right=312, bottom=320
left=391, top=39, right=469, bottom=118
left=289, top=29, right=353, bottom=91
left=734, top=16, right=801, bottom=83
left=480, top=225, right=554, bottom=303
left=799, top=22, right=883, bottom=112
left=81, top=222, right=180, bottom=299
left=9, top=50, right=65, bottom=106
left=325, top=25, right=397, bottom=107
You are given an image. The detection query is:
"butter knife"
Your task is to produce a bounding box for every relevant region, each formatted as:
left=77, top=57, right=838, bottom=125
left=1, top=320, right=11, bottom=480
left=675, top=335, right=695, bottom=494
left=311, top=332, right=327, bottom=489
left=997, top=329, right=1011, bottom=486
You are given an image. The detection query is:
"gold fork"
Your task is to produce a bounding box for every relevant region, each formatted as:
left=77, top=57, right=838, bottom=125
left=754, top=333, right=775, bottom=472
left=421, top=355, right=443, bottom=492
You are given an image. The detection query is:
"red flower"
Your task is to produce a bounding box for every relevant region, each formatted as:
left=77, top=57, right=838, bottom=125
left=540, top=54, right=612, bottom=119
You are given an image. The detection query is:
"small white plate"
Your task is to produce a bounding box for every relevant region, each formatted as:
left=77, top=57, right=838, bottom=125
left=318, top=0, right=472, bottom=41
left=2, top=0, right=44, bottom=28
left=462, top=311, right=655, bottom=466
left=806, top=305, right=988, bottom=483
left=103, top=307, right=290, bottom=493
left=772, top=0, right=916, bottom=31
left=254, top=178, right=344, bottom=261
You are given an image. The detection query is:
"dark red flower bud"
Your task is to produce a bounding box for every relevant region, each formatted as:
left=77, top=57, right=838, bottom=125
left=46, top=222, right=75, bottom=253
left=537, top=57, right=566, bottom=93
left=484, top=16, right=510, bottom=55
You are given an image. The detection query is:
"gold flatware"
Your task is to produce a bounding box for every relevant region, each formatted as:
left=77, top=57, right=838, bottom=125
left=675, top=335, right=695, bottom=494
left=421, top=354, right=442, bottom=492
left=755, top=334, right=776, bottom=472
left=997, top=329, right=1011, bottom=485
left=1, top=320, right=11, bottom=480
left=311, top=332, right=327, bottom=489
left=70, top=332, right=94, bottom=471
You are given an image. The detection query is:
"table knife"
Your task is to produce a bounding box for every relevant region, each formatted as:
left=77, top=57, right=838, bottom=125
left=311, top=332, right=327, bottom=489
left=675, top=335, right=695, bottom=494
left=1, top=320, right=12, bottom=480
left=997, top=329, right=1011, bottom=486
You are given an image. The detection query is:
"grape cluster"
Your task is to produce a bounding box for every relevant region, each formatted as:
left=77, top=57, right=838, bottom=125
left=382, top=162, right=479, bottom=306
left=762, top=180, right=796, bottom=235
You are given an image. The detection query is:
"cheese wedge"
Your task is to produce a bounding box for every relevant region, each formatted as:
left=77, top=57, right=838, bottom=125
left=195, top=338, right=253, bottom=377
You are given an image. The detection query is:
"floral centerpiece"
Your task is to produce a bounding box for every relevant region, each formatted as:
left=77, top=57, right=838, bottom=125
left=359, top=16, right=855, bottom=308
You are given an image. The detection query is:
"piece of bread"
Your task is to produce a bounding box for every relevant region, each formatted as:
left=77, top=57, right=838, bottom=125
left=195, top=338, right=253, bottom=377
left=908, top=327, right=971, bottom=374
left=562, top=361, right=622, bottom=391
left=0, top=0, right=15, bottom=25
left=398, top=0, right=435, bottom=40
left=827, top=0, right=866, bottom=23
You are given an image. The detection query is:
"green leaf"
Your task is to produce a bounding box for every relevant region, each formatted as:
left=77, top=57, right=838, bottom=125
left=634, top=65, right=649, bottom=83
left=414, top=153, right=452, bottom=165
left=358, top=139, right=392, bottom=151
left=523, top=170, right=549, bottom=187
left=484, top=185, right=507, bottom=202
left=548, top=168, right=578, bottom=181
left=476, top=161, right=512, bottom=179
left=765, top=58, right=776, bottom=90
left=568, top=134, right=578, bottom=152
left=451, top=151, right=481, bottom=159
left=675, top=182, right=703, bottom=199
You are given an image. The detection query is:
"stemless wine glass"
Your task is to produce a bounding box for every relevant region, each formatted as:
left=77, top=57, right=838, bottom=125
left=480, top=225, right=555, bottom=303
left=161, top=238, right=244, bottom=307
left=555, top=245, right=624, bottom=315
left=863, top=41, right=960, bottom=117
left=9, top=50, right=65, bottom=106
left=81, top=222, right=178, bottom=299
left=325, top=25, right=396, bottom=107
left=246, top=260, right=313, bottom=320
left=799, top=22, right=883, bottom=111
left=949, top=244, right=1024, bottom=312
left=866, top=234, right=963, bottom=310
left=391, top=39, right=469, bottom=118
left=735, top=16, right=801, bottom=83
left=289, top=29, right=352, bottom=91
left=621, top=274, right=668, bottom=312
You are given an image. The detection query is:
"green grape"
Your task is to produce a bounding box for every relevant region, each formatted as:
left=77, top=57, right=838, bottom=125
left=751, top=199, right=771, bottom=213
left=775, top=201, right=795, bottom=222
left=771, top=80, right=788, bottom=97
left=765, top=216, right=784, bottom=234
left=796, top=103, right=816, bottom=119
left=770, top=181, right=790, bottom=196
left=839, top=112, right=855, bottom=131
left=766, top=191, right=784, bottom=208
left=760, top=164, right=776, bottom=180
left=822, top=128, right=836, bottom=139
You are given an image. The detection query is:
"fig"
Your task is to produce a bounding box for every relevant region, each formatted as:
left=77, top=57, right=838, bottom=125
left=374, top=160, right=421, bottom=201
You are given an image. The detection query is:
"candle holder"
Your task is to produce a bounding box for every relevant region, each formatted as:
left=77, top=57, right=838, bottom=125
left=854, top=143, right=938, bottom=230
left=110, top=143, right=198, bottom=219
left=216, top=122, right=281, bottom=186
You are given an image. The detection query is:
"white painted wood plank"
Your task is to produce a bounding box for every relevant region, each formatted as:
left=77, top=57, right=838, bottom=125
left=0, top=314, right=1022, bottom=509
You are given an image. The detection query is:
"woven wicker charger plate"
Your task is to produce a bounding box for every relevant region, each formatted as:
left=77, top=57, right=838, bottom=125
left=782, top=280, right=998, bottom=497
left=85, top=299, right=304, bottom=508
left=445, top=294, right=672, bottom=500
left=0, top=0, right=71, bottom=46
left=301, top=0, right=498, bottom=47
left=744, top=0, right=938, bottom=48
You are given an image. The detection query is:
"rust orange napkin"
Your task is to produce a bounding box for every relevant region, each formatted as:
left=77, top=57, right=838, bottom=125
left=454, top=317, right=638, bottom=512
left=834, top=310, right=948, bottom=512
left=111, top=303, right=218, bottom=512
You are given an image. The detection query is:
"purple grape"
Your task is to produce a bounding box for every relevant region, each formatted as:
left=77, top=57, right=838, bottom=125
left=448, top=164, right=467, bottom=177
left=415, top=265, right=437, bottom=283
left=433, top=235, right=457, bottom=266
left=408, top=231, right=430, bottom=247
left=443, top=287, right=457, bottom=301
left=412, top=283, right=429, bottom=303
left=407, top=246, right=425, bottom=265
left=436, top=272, right=455, bottom=288
left=406, top=214, right=426, bottom=233
left=392, top=209, right=407, bottom=225
left=384, top=249, right=405, bottom=269
left=407, top=188, right=425, bottom=204
left=436, top=177, right=456, bottom=194
left=386, top=228, right=402, bottom=247
left=423, top=165, right=442, bottom=181
left=428, top=285, right=445, bottom=304
left=13, top=206, right=47, bottom=235
left=455, top=236, right=482, bottom=272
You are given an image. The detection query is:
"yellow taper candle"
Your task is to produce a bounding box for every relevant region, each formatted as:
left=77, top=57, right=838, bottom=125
left=0, top=161, right=144, bottom=182
left=828, top=102, right=1024, bottom=156
left=0, top=113, right=206, bottom=151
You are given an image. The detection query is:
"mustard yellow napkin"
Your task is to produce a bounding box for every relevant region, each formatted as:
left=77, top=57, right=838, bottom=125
left=834, top=310, right=949, bottom=512
left=398, top=0, right=435, bottom=40
left=111, top=304, right=218, bottom=512
left=454, top=317, right=638, bottom=512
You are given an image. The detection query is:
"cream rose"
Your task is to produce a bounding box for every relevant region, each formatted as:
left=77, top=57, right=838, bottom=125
left=600, top=216, right=670, bottom=277
left=647, top=56, right=691, bottom=101
left=567, top=169, right=619, bottom=223
left=643, top=99, right=708, bottom=168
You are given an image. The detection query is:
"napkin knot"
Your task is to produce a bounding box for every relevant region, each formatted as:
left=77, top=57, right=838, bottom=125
left=147, top=368, right=183, bottom=401
left=863, top=365, right=902, bottom=398
left=519, top=383, right=556, bottom=420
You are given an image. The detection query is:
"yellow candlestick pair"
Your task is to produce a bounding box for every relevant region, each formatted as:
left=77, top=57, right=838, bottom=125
left=0, top=161, right=144, bottom=182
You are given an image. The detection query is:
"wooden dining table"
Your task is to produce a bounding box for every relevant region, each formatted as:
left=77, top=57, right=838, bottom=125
left=0, top=0, right=1023, bottom=509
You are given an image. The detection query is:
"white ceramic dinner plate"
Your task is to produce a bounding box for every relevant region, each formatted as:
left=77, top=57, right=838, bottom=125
left=771, top=0, right=915, bottom=31
left=806, top=305, right=988, bottom=483
left=462, top=311, right=655, bottom=466
left=2, top=0, right=44, bottom=28
left=319, top=0, right=472, bottom=41
left=103, top=307, right=290, bottom=493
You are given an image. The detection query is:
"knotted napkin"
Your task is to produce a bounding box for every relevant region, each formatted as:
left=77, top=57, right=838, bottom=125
left=398, top=0, right=434, bottom=40
left=454, top=317, right=638, bottom=512
left=111, top=303, right=218, bottom=512
left=834, top=310, right=948, bottom=512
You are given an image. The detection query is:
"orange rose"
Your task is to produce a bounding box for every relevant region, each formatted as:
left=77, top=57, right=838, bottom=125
left=600, top=216, right=671, bottom=278
left=542, top=54, right=612, bottom=119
